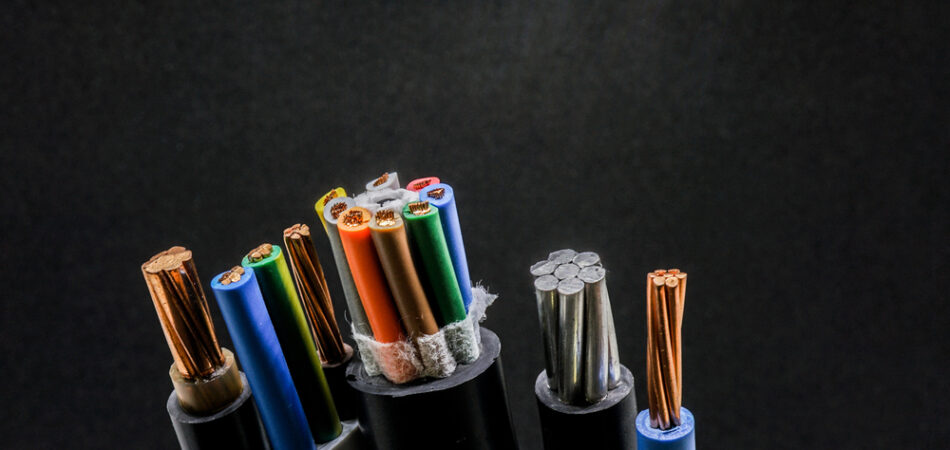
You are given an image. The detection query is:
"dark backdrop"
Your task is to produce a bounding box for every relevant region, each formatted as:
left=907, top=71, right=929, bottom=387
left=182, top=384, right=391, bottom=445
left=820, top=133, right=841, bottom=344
left=2, top=1, right=947, bottom=449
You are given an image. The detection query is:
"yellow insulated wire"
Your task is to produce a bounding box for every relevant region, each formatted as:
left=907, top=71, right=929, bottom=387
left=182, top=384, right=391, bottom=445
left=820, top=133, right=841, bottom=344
left=315, top=187, right=347, bottom=230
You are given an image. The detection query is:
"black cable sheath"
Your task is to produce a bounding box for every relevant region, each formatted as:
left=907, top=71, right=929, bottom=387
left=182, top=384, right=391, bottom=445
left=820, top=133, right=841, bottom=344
left=166, top=373, right=271, bottom=450
left=535, top=365, right=638, bottom=450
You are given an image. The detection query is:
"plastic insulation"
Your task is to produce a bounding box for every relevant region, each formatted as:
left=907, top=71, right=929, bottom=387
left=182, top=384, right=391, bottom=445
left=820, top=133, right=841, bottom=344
left=405, top=176, right=440, bottom=192
left=336, top=207, right=405, bottom=343
left=211, top=267, right=315, bottom=450
left=419, top=183, right=474, bottom=312
left=368, top=209, right=440, bottom=339
left=242, top=246, right=342, bottom=443
left=321, top=197, right=373, bottom=339
left=402, top=201, right=467, bottom=326
left=636, top=407, right=696, bottom=450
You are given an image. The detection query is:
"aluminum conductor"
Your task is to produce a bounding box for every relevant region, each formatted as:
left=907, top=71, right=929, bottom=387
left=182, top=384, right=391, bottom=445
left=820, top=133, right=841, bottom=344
left=530, top=260, right=558, bottom=277
left=580, top=265, right=621, bottom=389
left=556, top=277, right=585, bottom=404
left=553, top=263, right=580, bottom=280
left=572, top=251, right=601, bottom=268
left=578, top=265, right=609, bottom=402
left=534, top=275, right=561, bottom=390
left=548, top=249, right=577, bottom=265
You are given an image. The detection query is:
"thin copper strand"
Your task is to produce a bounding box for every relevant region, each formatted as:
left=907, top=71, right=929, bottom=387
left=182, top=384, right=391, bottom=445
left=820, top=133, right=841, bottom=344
left=283, top=225, right=346, bottom=364
left=646, top=270, right=688, bottom=430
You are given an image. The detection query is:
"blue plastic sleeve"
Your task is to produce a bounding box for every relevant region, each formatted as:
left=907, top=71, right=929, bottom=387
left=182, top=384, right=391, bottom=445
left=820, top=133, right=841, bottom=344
left=635, top=407, right=696, bottom=450
left=211, top=268, right=316, bottom=450
left=419, top=183, right=474, bottom=312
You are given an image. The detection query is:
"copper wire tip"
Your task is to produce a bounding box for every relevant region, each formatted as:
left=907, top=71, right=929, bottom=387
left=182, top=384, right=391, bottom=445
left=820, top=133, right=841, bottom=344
left=372, top=172, right=389, bottom=187
left=141, top=246, right=224, bottom=380
left=341, top=208, right=367, bottom=228
left=374, top=209, right=398, bottom=227
left=321, top=190, right=338, bottom=206
left=284, top=223, right=311, bottom=240
left=407, top=201, right=431, bottom=215
left=426, top=187, right=446, bottom=199
left=330, top=202, right=348, bottom=220
left=247, top=243, right=274, bottom=262
left=219, top=266, right=245, bottom=285
left=410, top=179, right=434, bottom=190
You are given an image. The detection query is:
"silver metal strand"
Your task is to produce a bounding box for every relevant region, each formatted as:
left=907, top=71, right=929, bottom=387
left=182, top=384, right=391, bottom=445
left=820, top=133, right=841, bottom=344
left=534, top=275, right=561, bottom=390
left=553, top=263, right=580, bottom=280
left=604, top=292, right=622, bottom=389
left=548, top=249, right=577, bottom=264
left=578, top=266, right=608, bottom=403
left=556, top=277, right=585, bottom=404
left=530, top=260, right=559, bottom=277
left=572, top=251, right=601, bottom=268
left=581, top=265, right=621, bottom=389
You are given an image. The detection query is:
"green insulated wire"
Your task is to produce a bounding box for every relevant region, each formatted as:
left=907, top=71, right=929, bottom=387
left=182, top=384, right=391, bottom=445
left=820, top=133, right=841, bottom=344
left=402, top=202, right=467, bottom=326
left=242, top=244, right=342, bottom=443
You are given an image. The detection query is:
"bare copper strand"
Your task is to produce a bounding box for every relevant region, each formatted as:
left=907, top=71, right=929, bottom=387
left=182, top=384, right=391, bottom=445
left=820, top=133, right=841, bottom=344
left=372, top=172, right=389, bottom=187
left=407, top=201, right=431, bottom=215
left=219, top=266, right=245, bottom=285
left=375, top=209, right=397, bottom=227
left=646, top=269, right=688, bottom=430
left=283, top=225, right=347, bottom=364
left=426, top=187, right=446, bottom=199
left=142, top=247, right=225, bottom=379
left=341, top=209, right=366, bottom=228
left=330, top=202, right=347, bottom=219
left=247, top=243, right=273, bottom=262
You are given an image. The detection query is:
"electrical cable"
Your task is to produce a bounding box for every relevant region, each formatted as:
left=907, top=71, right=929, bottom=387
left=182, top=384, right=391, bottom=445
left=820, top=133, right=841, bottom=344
left=402, top=200, right=467, bottom=326
left=314, top=187, right=346, bottom=231
left=419, top=183, right=474, bottom=312
left=336, top=206, right=405, bottom=344
left=368, top=208, right=440, bottom=340
left=321, top=197, right=373, bottom=340
left=212, top=266, right=315, bottom=450
left=141, top=247, right=268, bottom=450
left=637, top=268, right=695, bottom=450
left=242, top=244, right=342, bottom=444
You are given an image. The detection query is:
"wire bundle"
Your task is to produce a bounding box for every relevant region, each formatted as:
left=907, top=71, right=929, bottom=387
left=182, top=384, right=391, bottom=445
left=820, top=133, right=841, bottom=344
left=531, top=249, right=622, bottom=405
left=315, top=171, right=487, bottom=384
left=645, top=269, right=687, bottom=430
left=141, top=171, right=493, bottom=448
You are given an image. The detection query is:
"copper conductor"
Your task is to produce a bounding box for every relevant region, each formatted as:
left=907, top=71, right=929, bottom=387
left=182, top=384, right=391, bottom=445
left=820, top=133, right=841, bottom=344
left=322, top=190, right=338, bottom=206
left=283, top=224, right=347, bottom=364
left=284, top=223, right=311, bottom=239
left=330, top=202, right=348, bottom=220
left=372, top=172, right=389, bottom=187
left=411, top=179, right=433, bottom=190
left=375, top=209, right=397, bottom=227
left=426, top=187, right=446, bottom=200
left=341, top=208, right=367, bottom=228
left=646, top=269, right=688, bottom=430
left=247, top=243, right=274, bottom=262
left=219, top=266, right=245, bottom=285
left=407, top=201, right=431, bottom=215
left=142, top=246, right=225, bottom=379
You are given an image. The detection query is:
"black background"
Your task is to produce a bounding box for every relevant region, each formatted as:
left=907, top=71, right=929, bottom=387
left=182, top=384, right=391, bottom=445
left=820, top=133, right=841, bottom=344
left=2, top=1, right=947, bottom=449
